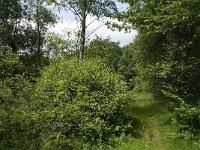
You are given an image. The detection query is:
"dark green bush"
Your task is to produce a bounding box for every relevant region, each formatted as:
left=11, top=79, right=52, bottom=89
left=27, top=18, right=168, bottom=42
left=32, top=58, right=133, bottom=149
left=175, top=101, right=200, bottom=139
left=0, top=46, right=34, bottom=149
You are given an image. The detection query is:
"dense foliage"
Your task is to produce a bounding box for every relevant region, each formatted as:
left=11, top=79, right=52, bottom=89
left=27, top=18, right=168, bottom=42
left=175, top=101, right=200, bottom=139
left=1, top=0, right=200, bottom=149
left=0, top=46, right=33, bottom=149
left=121, top=0, right=200, bottom=138
left=85, top=37, right=121, bottom=71
left=31, top=59, right=133, bottom=149
left=0, top=58, right=134, bottom=149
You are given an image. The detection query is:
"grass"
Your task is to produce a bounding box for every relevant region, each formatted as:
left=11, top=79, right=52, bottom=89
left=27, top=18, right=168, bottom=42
left=108, top=92, right=200, bottom=150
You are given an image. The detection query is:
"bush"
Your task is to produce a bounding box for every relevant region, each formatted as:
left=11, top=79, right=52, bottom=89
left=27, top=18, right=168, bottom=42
left=175, top=101, right=200, bottom=139
left=0, top=46, right=34, bottom=149
left=32, top=58, right=133, bottom=149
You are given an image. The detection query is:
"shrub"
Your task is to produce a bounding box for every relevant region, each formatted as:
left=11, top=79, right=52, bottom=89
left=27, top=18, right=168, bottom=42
left=32, top=58, right=133, bottom=149
left=175, top=101, right=200, bottom=139
left=0, top=46, right=33, bottom=149
left=162, top=90, right=200, bottom=139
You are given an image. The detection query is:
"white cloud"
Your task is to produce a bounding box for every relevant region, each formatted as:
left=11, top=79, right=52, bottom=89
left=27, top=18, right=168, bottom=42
left=49, top=15, right=137, bottom=46
left=49, top=20, right=78, bottom=35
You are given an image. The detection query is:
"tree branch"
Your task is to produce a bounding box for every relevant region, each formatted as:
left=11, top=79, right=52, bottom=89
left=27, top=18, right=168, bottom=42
left=86, top=17, right=99, bottom=29
left=86, top=23, right=104, bottom=40
left=67, top=2, right=82, bottom=21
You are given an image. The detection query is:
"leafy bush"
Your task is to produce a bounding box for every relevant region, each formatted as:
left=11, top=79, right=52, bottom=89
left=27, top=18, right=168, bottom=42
left=163, top=91, right=200, bottom=139
left=175, top=101, right=200, bottom=139
left=32, top=58, right=133, bottom=149
left=0, top=46, right=32, bottom=104
left=160, top=55, right=200, bottom=139
left=0, top=46, right=33, bottom=149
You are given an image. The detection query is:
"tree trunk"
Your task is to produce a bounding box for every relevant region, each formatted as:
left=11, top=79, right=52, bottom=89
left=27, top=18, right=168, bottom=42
left=36, top=0, right=41, bottom=66
left=79, top=0, right=87, bottom=62
left=37, top=22, right=41, bottom=65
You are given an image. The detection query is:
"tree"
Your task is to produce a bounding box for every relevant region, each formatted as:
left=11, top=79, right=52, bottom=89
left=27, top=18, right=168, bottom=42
left=28, top=0, right=56, bottom=65
left=0, top=0, right=57, bottom=74
left=121, top=0, right=200, bottom=100
left=118, top=43, right=136, bottom=88
left=45, top=33, right=78, bottom=57
left=0, top=0, right=23, bottom=52
left=54, top=0, right=118, bottom=62
left=120, top=0, right=200, bottom=137
left=85, top=36, right=121, bottom=71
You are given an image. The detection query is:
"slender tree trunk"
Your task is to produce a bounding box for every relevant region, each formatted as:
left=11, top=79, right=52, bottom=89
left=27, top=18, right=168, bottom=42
left=79, top=0, right=87, bottom=62
left=36, top=0, right=41, bottom=66
left=37, top=22, right=41, bottom=65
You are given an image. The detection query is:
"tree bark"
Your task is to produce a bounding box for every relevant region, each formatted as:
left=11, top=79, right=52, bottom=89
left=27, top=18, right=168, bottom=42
left=36, top=0, right=41, bottom=66
left=79, top=0, right=87, bottom=62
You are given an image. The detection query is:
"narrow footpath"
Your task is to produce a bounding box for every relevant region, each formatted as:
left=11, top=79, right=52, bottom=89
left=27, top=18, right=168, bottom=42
left=113, top=93, right=200, bottom=150
left=133, top=93, right=168, bottom=150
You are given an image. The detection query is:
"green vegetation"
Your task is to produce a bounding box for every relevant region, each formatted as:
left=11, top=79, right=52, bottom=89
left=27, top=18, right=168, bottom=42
left=1, top=0, right=200, bottom=149
left=85, top=37, right=121, bottom=71
left=109, top=93, right=200, bottom=150
left=32, top=59, right=133, bottom=149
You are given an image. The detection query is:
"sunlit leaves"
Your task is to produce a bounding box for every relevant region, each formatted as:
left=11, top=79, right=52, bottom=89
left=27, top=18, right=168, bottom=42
left=31, top=58, right=132, bottom=148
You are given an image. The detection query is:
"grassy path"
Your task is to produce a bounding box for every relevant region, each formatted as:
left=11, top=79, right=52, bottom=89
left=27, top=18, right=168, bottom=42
left=143, top=118, right=164, bottom=149
left=111, top=93, right=200, bottom=150
left=111, top=93, right=169, bottom=150
left=132, top=93, right=168, bottom=150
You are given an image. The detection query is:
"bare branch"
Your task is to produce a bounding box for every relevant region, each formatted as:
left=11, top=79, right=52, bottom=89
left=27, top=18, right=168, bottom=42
left=86, top=17, right=99, bottom=29
left=86, top=23, right=104, bottom=40
left=64, top=2, right=82, bottom=21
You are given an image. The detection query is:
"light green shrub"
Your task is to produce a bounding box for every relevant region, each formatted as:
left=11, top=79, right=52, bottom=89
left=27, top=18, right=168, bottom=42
left=32, top=58, right=133, bottom=149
